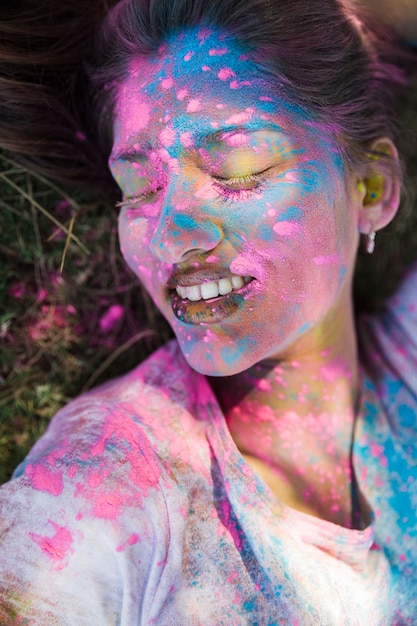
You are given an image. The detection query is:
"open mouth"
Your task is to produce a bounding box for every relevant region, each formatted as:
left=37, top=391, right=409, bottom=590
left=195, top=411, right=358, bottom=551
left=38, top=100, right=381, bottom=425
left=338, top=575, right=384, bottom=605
left=174, top=274, right=253, bottom=302
left=169, top=275, right=255, bottom=324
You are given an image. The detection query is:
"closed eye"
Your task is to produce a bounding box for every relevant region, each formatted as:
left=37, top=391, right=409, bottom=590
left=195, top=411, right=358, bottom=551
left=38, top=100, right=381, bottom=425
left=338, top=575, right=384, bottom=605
left=116, top=184, right=164, bottom=209
left=212, top=170, right=268, bottom=203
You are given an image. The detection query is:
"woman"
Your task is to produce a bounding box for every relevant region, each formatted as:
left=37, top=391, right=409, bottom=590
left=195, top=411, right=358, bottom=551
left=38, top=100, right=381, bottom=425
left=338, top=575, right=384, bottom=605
left=1, top=0, right=417, bottom=623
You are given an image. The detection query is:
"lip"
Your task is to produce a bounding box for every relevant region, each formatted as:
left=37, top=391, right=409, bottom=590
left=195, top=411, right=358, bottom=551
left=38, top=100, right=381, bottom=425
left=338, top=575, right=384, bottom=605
left=170, top=277, right=255, bottom=325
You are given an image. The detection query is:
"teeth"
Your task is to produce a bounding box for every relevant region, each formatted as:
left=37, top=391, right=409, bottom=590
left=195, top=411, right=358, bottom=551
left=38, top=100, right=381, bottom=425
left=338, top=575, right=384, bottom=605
left=175, top=275, right=250, bottom=301
left=231, top=276, right=244, bottom=290
left=187, top=285, right=201, bottom=301
left=218, top=278, right=233, bottom=295
left=201, top=282, right=219, bottom=299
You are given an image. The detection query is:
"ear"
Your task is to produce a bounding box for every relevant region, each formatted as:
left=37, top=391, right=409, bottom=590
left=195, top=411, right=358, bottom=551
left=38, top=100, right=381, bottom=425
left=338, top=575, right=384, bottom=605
left=357, top=137, right=401, bottom=235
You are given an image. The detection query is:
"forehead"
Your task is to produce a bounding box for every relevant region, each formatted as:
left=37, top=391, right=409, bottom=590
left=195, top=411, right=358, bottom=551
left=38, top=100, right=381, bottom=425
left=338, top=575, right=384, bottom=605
left=112, top=27, right=320, bottom=153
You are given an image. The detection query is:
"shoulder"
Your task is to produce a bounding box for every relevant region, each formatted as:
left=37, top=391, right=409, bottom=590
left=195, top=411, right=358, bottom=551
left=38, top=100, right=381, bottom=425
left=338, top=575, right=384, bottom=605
left=9, top=340, right=216, bottom=510
left=0, top=340, right=217, bottom=622
left=14, top=339, right=214, bottom=475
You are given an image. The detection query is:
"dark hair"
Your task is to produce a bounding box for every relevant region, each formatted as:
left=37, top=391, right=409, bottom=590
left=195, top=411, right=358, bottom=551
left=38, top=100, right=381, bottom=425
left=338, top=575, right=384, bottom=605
left=0, top=0, right=118, bottom=196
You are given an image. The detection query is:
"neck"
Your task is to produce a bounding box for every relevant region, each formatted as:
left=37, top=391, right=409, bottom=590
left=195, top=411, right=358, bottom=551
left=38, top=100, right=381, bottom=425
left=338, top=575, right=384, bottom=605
left=210, top=294, right=360, bottom=527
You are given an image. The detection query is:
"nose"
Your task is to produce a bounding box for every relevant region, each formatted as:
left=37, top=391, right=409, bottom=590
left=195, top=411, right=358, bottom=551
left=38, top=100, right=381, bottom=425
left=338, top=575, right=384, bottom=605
left=150, top=181, right=223, bottom=264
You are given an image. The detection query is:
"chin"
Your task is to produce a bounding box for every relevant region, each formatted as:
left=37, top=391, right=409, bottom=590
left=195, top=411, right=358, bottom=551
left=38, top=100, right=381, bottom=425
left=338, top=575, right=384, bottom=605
left=174, top=332, right=275, bottom=378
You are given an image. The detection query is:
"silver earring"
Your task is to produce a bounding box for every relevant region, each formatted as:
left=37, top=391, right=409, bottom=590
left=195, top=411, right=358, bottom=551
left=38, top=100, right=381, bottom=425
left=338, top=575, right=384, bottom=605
left=366, top=230, right=376, bottom=254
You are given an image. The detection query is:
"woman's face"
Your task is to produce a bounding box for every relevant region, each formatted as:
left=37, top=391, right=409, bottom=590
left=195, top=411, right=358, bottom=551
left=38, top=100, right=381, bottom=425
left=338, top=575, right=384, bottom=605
left=109, top=28, right=361, bottom=376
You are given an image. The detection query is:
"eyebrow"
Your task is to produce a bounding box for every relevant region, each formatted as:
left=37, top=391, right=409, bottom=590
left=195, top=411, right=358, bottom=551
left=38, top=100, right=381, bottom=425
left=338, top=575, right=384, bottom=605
left=109, top=121, right=285, bottom=163
left=199, top=122, right=284, bottom=148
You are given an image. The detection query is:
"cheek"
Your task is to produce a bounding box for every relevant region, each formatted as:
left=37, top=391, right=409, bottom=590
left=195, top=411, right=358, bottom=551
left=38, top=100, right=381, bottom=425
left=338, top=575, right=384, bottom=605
left=118, top=212, right=154, bottom=278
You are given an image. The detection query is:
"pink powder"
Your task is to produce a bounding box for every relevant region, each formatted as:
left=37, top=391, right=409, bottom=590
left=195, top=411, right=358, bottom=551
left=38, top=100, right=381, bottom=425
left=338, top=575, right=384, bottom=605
left=273, top=222, right=301, bottom=237
left=29, top=521, right=73, bottom=570
left=233, top=591, right=242, bottom=605
left=128, top=533, right=140, bottom=545
left=177, top=88, right=188, bottom=100
left=224, top=133, right=249, bottom=147
left=9, top=282, right=26, bottom=299
left=116, top=533, right=140, bottom=552
left=186, top=99, right=201, bottom=113
left=313, top=254, right=340, bottom=265
left=225, top=112, right=252, bottom=125
left=26, top=463, right=64, bottom=496
left=197, top=27, right=212, bottom=44
left=67, top=464, right=78, bottom=478
left=218, top=67, right=235, bottom=81
left=230, top=80, right=252, bottom=90
left=116, top=90, right=150, bottom=137
left=180, top=131, right=194, bottom=148
left=370, top=442, right=384, bottom=458
left=184, top=51, right=194, bottom=61
left=75, top=407, right=161, bottom=520
left=87, top=472, right=104, bottom=488
left=227, top=571, right=239, bottom=583
left=161, top=77, right=173, bottom=89
left=205, top=254, right=219, bottom=263
left=37, top=288, right=48, bottom=302
left=209, top=47, right=228, bottom=56
left=257, top=378, right=272, bottom=392
left=99, top=304, right=124, bottom=334
left=160, top=127, right=175, bottom=147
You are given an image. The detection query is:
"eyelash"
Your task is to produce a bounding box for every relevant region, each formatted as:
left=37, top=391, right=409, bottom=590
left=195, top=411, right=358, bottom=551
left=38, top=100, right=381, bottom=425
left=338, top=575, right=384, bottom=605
left=116, top=171, right=268, bottom=209
left=212, top=172, right=267, bottom=204
left=115, top=187, right=163, bottom=210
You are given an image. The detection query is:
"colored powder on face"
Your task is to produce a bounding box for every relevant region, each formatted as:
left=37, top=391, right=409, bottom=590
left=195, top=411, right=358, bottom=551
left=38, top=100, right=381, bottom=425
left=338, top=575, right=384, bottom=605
left=186, top=99, right=201, bottom=113
left=209, top=48, right=228, bottom=56
left=160, top=127, right=176, bottom=147
left=220, top=337, right=257, bottom=367
left=180, top=131, right=194, bottom=147
left=273, top=222, right=301, bottom=237
left=177, top=89, right=189, bottom=100
left=230, top=80, right=252, bottom=90
left=313, top=255, right=340, bottom=266
left=173, top=214, right=199, bottom=231
left=277, top=206, right=303, bottom=222
left=112, top=27, right=357, bottom=377
left=218, top=68, right=235, bottom=81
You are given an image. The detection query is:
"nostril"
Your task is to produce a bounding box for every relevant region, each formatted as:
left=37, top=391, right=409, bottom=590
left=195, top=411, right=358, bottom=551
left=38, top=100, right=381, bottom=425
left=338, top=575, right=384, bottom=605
left=180, top=248, right=207, bottom=262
